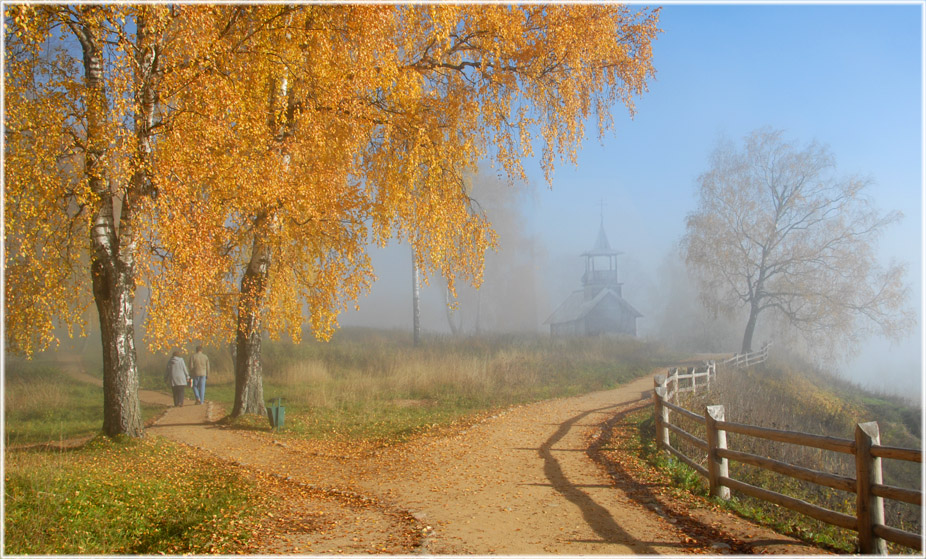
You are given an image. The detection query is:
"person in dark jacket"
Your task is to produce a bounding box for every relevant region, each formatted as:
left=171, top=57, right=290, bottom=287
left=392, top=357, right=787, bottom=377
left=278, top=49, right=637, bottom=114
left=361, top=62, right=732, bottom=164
left=165, top=350, right=190, bottom=407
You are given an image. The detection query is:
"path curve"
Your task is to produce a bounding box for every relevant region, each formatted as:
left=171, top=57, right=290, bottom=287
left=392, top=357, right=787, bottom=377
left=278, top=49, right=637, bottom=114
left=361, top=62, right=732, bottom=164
left=147, top=375, right=699, bottom=554
left=59, top=359, right=828, bottom=555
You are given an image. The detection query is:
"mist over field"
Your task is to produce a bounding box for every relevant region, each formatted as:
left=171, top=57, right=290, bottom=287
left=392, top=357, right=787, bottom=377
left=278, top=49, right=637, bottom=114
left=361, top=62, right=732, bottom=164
left=46, top=166, right=919, bottom=404
left=337, top=177, right=922, bottom=401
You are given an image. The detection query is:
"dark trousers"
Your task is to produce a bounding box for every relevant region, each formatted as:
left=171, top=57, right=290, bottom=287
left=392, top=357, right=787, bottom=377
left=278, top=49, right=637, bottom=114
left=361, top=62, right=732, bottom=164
left=171, top=385, right=186, bottom=407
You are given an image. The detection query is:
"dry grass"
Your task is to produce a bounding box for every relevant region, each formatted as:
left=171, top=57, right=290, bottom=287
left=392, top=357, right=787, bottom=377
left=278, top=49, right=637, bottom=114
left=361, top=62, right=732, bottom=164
left=670, top=359, right=922, bottom=553
left=242, top=329, right=672, bottom=441
left=4, top=362, right=108, bottom=445
left=5, top=378, right=68, bottom=416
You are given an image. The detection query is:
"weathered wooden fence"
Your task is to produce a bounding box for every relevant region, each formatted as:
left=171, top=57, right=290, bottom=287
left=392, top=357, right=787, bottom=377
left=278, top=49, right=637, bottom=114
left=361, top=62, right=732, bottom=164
left=662, top=361, right=716, bottom=398
left=652, top=370, right=922, bottom=554
left=719, top=343, right=771, bottom=369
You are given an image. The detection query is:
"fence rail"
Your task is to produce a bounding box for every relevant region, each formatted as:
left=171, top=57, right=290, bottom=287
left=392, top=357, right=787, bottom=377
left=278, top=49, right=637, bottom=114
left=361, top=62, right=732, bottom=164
left=719, top=343, right=771, bottom=369
left=652, top=368, right=922, bottom=554
left=661, top=362, right=716, bottom=401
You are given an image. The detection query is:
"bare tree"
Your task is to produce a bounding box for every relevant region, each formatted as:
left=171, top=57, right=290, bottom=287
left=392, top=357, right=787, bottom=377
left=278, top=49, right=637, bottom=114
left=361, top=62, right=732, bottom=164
left=681, top=128, right=913, bottom=357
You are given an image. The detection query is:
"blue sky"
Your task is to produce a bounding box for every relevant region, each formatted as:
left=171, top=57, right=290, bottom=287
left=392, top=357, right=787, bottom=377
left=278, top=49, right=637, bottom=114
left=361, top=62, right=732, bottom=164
left=532, top=4, right=921, bottom=261
left=529, top=3, right=923, bottom=393
left=345, top=3, right=923, bottom=396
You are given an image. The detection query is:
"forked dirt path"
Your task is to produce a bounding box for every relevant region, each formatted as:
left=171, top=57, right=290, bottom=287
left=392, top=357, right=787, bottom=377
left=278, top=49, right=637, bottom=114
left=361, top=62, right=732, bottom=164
left=62, top=359, right=827, bottom=555
left=149, top=377, right=693, bottom=554
left=360, top=375, right=686, bottom=554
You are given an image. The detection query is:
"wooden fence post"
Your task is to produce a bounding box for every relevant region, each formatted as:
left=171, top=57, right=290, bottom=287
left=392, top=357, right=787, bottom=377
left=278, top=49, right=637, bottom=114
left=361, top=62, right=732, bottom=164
left=856, top=421, right=887, bottom=555
left=705, top=405, right=731, bottom=500
left=653, top=375, right=669, bottom=454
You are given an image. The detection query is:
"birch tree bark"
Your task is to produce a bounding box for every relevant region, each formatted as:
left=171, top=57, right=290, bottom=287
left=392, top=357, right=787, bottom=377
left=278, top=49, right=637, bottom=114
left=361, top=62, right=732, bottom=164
left=232, top=229, right=271, bottom=416
left=73, top=7, right=160, bottom=436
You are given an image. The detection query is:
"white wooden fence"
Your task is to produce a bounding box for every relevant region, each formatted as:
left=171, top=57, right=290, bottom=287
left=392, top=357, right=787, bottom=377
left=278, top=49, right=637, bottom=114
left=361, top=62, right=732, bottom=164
left=662, top=362, right=716, bottom=397
left=652, top=369, right=922, bottom=554
left=719, top=343, right=771, bottom=369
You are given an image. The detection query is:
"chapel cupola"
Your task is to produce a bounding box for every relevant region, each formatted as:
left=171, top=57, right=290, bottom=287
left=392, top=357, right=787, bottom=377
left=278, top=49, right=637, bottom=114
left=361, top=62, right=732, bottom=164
left=581, top=218, right=623, bottom=298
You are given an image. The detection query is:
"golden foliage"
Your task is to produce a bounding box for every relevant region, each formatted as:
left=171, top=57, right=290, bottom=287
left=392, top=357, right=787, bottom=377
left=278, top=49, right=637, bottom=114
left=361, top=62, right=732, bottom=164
left=4, top=5, right=141, bottom=355
left=4, top=5, right=660, bottom=354
left=143, top=5, right=660, bottom=351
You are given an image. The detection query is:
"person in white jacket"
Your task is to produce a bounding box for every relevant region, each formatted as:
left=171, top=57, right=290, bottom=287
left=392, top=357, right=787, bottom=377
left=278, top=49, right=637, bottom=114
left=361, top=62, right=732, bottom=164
left=164, top=350, right=191, bottom=407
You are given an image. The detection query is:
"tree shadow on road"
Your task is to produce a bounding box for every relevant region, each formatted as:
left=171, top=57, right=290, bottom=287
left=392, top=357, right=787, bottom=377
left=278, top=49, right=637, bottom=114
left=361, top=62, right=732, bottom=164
left=537, top=401, right=668, bottom=554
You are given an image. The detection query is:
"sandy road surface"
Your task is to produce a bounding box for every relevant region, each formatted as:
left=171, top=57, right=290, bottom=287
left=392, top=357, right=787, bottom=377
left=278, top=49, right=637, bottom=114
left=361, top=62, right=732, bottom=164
left=148, top=376, right=689, bottom=554
left=356, top=375, right=690, bottom=554
left=58, top=361, right=826, bottom=555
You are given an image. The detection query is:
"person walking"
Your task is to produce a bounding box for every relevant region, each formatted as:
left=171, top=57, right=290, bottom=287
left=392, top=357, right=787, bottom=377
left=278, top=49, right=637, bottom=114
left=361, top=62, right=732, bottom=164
left=190, top=345, right=210, bottom=405
left=165, top=350, right=190, bottom=407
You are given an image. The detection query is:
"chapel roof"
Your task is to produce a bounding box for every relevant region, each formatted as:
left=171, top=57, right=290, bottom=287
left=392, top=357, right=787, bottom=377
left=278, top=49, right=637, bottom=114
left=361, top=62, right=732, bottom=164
left=543, top=287, right=642, bottom=325
left=582, top=220, right=623, bottom=257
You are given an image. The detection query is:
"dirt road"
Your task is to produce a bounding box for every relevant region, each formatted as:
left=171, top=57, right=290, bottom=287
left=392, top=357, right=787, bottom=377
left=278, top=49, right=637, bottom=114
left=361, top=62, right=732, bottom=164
left=49, top=356, right=824, bottom=554
left=149, top=377, right=686, bottom=554
left=353, top=375, right=686, bottom=554
left=138, top=372, right=827, bottom=555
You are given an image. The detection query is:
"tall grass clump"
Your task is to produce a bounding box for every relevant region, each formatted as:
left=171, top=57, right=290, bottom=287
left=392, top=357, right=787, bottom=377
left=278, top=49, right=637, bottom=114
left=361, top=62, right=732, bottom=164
left=245, top=329, right=673, bottom=441
left=5, top=437, right=269, bottom=554
left=668, top=359, right=922, bottom=553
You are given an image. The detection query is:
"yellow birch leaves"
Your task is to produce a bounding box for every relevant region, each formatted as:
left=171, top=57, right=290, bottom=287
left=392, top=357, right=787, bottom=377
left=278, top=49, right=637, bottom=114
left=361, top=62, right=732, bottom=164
left=5, top=5, right=660, bottom=354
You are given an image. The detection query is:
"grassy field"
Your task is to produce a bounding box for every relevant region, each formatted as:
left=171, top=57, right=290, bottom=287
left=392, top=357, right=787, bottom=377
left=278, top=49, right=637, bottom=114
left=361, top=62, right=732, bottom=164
left=5, top=436, right=271, bottom=554
left=134, top=329, right=675, bottom=441
left=4, top=360, right=166, bottom=446
left=635, top=358, right=922, bottom=554
left=5, top=329, right=673, bottom=554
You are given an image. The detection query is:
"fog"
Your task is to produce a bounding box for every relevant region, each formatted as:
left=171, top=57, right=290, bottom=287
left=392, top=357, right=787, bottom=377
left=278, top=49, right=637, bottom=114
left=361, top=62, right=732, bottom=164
left=41, top=168, right=921, bottom=404
left=28, top=5, right=923, bottom=404
left=340, top=172, right=544, bottom=335
left=338, top=165, right=922, bottom=401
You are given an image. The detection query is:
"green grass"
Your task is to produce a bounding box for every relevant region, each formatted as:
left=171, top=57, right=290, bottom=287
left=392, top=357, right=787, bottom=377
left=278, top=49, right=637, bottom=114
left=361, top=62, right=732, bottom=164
left=631, top=409, right=708, bottom=496
left=5, top=360, right=165, bottom=446
left=4, top=436, right=269, bottom=555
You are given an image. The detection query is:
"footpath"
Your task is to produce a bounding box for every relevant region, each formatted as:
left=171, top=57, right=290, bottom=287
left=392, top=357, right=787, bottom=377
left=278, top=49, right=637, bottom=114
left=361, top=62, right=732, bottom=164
left=136, top=372, right=828, bottom=555
left=40, top=355, right=830, bottom=555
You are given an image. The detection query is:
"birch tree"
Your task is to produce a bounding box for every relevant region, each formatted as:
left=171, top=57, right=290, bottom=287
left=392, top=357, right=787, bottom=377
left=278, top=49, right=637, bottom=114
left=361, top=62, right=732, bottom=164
left=5, top=5, right=661, bottom=421
left=5, top=5, right=176, bottom=436
left=681, top=129, right=913, bottom=357
left=143, top=4, right=661, bottom=416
